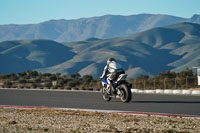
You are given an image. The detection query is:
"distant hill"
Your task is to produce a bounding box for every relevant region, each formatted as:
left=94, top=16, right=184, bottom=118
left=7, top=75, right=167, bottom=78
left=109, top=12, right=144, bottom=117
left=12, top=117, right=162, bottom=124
left=37, top=22, right=200, bottom=78
left=129, top=22, right=200, bottom=73
left=0, top=22, right=200, bottom=78
left=0, top=14, right=199, bottom=42
left=0, top=40, right=75, bottom=74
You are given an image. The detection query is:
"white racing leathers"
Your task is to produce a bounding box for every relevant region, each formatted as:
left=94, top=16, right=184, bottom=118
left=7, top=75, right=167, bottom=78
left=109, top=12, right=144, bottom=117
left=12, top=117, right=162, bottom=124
left=101, top=61, right=122, bottom=85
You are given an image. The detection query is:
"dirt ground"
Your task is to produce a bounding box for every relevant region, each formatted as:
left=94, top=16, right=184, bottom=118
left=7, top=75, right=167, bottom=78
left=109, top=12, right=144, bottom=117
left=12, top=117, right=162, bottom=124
left=0, top=108, right=200, bottom=133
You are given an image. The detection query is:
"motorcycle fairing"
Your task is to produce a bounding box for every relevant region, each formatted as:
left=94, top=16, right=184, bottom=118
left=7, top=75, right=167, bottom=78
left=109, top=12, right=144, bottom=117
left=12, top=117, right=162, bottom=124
left=101, top=78, right=109, bottom=85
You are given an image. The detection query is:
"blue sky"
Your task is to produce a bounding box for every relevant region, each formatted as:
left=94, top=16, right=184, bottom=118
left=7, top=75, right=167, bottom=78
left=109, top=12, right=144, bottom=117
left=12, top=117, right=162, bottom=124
left=0, top=0, right=200, bottom=25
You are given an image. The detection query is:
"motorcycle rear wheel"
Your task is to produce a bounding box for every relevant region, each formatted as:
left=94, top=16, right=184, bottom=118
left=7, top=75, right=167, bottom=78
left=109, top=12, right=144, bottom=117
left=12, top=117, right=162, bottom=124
left=119, top=84, right=132, bottom=103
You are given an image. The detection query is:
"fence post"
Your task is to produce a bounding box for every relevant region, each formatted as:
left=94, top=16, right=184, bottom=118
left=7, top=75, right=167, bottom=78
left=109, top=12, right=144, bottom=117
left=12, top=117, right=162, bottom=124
left=164, top=78, right=166, bottom=89
left=194, top=77, right=197, bottom=88
left=144, top=80, right=146, bottom=89
left=134, top=79, right=136, bottom=88
left=154, top=79, right=156, bottom=89
left=186, top=76, right=188, bottom=89
left=175, top=78, right=176, bottom=89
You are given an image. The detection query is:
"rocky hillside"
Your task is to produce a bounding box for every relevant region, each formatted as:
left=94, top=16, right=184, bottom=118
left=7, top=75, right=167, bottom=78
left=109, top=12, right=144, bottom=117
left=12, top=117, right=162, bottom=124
left=0, top=22, right=200, bottom=78
left=0, top=14, right=199, bottom=42
left=0, top=40, right=74, bottom=74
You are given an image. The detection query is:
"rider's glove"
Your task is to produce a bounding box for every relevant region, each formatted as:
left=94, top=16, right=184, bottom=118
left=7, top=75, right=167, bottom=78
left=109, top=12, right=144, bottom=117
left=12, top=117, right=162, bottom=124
left=100, top=76, right=103, bottom=79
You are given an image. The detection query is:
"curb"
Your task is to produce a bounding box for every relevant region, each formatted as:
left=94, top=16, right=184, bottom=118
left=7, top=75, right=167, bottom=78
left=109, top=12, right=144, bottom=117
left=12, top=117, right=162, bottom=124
left=131, top=89, right=200, bottom=96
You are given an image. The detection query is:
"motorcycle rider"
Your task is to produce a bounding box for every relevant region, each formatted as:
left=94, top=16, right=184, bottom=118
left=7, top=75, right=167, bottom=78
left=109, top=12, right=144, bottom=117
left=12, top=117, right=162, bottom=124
left=100, top=58, right=125, bottom=94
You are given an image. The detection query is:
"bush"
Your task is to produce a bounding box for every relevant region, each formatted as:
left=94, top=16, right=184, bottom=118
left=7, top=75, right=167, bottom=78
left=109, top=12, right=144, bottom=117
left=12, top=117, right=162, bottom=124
left=19, top=79, right=27, bottom=84
left=0, top=68, right=197, bottom=90
left=67, top=80, right=80, bottom=88
left=49, top=75, right=57, bottom=81
left=82, top=75, right=93, bottom=84
left=4, top=81, right=12, bottom=88
left=158, top=70, right=176, bottom=79
left=44, top=82, right=52, bottom=88
left=31, top=83, right=37, bottom=88
left=52, top=86, right=58, bottom=89
left=136, top=74, right=149, bottom=80
left=177, top=68, right=194, bottom=78
left=64, top=87, right=71, bottom=90
left=70, top=73, right=81, bottom=79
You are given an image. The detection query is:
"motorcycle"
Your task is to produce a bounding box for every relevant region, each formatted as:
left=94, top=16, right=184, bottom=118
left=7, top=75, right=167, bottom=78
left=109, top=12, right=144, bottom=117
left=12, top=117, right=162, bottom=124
left=101, top=73, right=132, bottom=103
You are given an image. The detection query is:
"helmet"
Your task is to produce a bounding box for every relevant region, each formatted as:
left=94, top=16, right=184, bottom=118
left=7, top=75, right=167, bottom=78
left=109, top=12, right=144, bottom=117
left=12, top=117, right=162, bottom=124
left=107, top=58, right=116, bottom=65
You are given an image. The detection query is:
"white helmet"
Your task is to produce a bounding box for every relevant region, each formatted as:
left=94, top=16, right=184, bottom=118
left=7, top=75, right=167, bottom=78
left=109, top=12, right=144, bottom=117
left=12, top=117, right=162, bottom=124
left=107, top=58, right=116, bottom=65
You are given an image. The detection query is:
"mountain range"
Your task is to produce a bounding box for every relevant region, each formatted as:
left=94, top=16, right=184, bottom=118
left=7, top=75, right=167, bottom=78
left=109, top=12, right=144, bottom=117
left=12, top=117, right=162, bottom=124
left=0, top=14, right=200, bottom=42
left=1, top=22, right=200, bottom=78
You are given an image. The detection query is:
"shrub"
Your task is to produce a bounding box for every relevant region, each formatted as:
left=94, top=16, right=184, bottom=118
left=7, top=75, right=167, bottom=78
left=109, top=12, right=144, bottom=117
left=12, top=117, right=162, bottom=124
left=19, top=79, right=27, bottom=84
left=31, top=83, right=37, bottom=88
left=82, top=75, right=93, bottom=84
left=44, top=82, right=52, bottom=88
left=70, top=73, right=81, bottom=79
left=67, top=80, right=80, bottom=88
left=4, top=81, right=12, bottom=88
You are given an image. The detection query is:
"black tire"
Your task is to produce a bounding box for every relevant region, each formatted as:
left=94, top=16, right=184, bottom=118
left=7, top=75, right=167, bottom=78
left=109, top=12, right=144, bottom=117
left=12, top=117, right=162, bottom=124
left=102, top=88, right=111, bottom=102
left=119, top=84, right=132, bottom=103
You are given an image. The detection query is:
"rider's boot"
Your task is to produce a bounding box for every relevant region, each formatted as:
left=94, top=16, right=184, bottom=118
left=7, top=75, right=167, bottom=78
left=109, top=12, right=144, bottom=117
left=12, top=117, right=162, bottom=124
left=110, top=81, right=117, bottom=95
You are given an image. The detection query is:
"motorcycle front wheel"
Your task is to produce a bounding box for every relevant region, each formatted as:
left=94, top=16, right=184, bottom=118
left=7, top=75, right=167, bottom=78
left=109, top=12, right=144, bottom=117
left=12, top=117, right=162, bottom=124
left=119, top=84, right=132, bottom=103
left=102, top=88, right=111, bottom=102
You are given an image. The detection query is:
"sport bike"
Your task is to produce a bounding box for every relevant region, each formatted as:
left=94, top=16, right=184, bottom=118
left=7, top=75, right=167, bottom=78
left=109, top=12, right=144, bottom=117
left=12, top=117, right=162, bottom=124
left=101, top=73, right=132, bottom=103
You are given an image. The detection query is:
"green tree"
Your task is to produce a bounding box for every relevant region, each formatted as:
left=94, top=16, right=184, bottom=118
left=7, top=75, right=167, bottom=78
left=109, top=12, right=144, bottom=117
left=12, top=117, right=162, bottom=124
left=70, top=73, right=81, bottom=79
left=19, top=79, right=27, bottom=84
left=35, top=77, right=41, bottom=83
left=43, top=73, right=52, bottom=77
left=177, top=68, right=194, bottom=78
left=31, top=83, right=37, bottom=88
left=4, top=81, right=12, bottom=88
left=60, top=78, right=68, bottom=86
left=158, top=70, right=176, bottom=79
left=18, top=72, right=27, bottom=78
left=7, top=74, right=18, bottom=81
left=67, top=80, right=80, bottom=88
left=137, top=74, right=149, bottom=80
left=82, top=75, right=93, bottom=84
left=56, top=73, right=61, bottom=78
left=44, top=82, right=52, bottom=88
left=49, top=74, right=57, bottom=81
left=31, top=71, right=39, bottom=78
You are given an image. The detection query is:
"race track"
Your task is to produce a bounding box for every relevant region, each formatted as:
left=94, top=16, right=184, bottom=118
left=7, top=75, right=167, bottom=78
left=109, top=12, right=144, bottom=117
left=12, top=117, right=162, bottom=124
left=0, top=89, right=200, bottom=116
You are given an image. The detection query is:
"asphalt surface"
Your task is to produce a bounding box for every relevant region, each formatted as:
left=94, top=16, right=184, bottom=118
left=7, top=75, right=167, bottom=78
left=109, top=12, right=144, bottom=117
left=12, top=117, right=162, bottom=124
left=0, top=89, right=200, bottom=115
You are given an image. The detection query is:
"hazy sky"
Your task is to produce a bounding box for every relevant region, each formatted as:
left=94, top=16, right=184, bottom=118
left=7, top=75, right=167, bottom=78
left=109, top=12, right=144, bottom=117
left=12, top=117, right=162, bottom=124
left=0, top=0, right=200, bottom=25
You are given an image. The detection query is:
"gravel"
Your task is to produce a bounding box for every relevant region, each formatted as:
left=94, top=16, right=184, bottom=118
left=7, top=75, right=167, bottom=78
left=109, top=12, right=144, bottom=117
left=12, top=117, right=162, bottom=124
left=0, top=108, right=200, bottom=133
